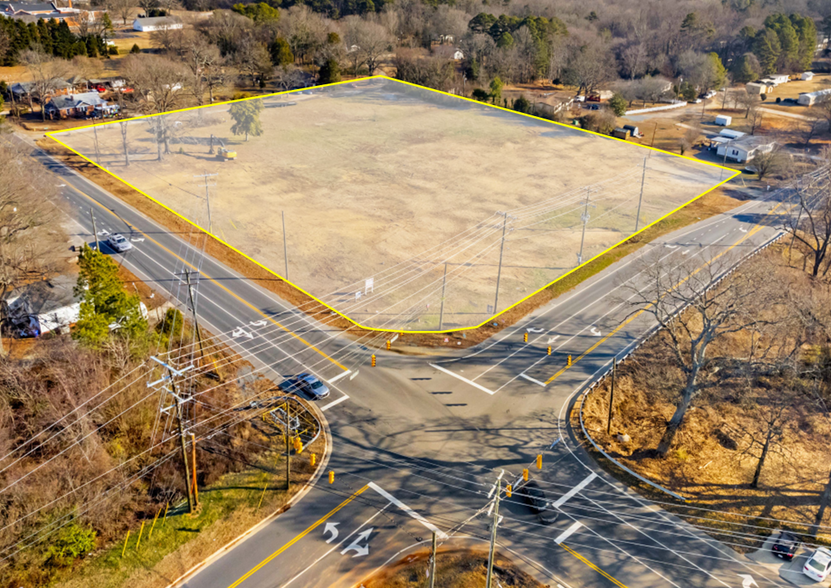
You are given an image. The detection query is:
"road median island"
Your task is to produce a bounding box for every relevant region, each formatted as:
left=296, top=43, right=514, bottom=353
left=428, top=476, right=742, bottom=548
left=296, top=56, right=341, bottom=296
left=361, top=548, right=545, bottom=588
left=573, top=243, right=831, bottom=552
left=38, top=136, right=748, bottom=351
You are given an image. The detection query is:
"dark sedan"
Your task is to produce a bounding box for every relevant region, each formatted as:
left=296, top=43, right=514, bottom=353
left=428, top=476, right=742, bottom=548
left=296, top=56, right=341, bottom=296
left=771, top=531, right=800, bottom=561
left=519, top=480, right=558, bottom=525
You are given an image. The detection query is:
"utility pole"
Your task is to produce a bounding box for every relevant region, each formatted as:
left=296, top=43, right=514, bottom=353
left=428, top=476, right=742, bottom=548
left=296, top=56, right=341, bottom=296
left=190, top=432, right=199, bottom=509
left=285, top=400, right=292, bottom=490
left=634, top=157, right=647, bottom=232
left=89, top=207, right=99, bottom=251
left=607, top=358, right=616, bottom=435
left=493, top=212, right=508, bottom=315
left=577, top=189, right=594, bottom=265
left=149, top=358, right=196, bottom=513
left=282, top=211, right=289, bottom=280
left=179, top=270, right=205, bottom=362
left=93, top=125, right=101, bottom=164
left=148, top=357, right=196, bottom=515
left=485, top=478, right=501, bottom=588
left=429, top=530, right=437, bottom=588
left=438, top=262, right=448, bottom=330
left=194, top=173, right=217, bottom=234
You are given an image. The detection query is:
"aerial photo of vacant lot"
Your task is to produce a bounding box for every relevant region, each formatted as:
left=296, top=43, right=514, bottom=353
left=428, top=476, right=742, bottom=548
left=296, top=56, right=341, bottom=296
left=53, top=77, right=726, bottom=331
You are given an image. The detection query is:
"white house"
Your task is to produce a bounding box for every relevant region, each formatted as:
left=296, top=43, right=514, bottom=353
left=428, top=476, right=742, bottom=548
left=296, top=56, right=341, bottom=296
left=715, top=136, right=775, bottom=164
left=798, top=88, right=831, bottom=106
left=769, top=74, right=790, bottom=85
left=132, top=15, right=183, bottom=32
left=432, top=45, right=464, bottom=61
left=2, top=275, right=81, bottom=337
left=714, top=115, right=732, bottom=126
left=801, top=71, right=815, bottom=81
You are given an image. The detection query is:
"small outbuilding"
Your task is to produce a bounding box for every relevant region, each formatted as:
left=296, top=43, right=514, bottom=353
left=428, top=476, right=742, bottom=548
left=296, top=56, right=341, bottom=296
left=132, top=15, right=183, bottom=32
left=714, top=115, right=732, bottom=126
left=798, top=88, right=831, bottom=106
left=801, top=72, right=815, bottom=81
left=612, top=127, right=630, bottom=139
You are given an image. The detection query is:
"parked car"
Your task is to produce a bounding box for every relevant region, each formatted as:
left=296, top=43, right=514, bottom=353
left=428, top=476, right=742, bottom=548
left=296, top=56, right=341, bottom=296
left=106, top=233, right=133, bottom=252
left=803, top=548, right=831, bottom=582
left=586, top=93, right=601, bottom=102
left=771, top=531, right=800, bottom=561
left=519, top=480, right=557, bottom=525
left=293, top=373, right=330, bottom=400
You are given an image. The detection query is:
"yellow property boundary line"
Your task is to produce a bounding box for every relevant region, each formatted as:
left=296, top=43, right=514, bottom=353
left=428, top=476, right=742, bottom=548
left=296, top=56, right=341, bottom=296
left=45, top=75, right=741, bottom=335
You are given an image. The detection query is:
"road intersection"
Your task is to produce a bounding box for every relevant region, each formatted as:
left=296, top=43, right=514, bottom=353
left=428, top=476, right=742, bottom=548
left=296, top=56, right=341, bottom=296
left=14, top=131, right=805, bottom=588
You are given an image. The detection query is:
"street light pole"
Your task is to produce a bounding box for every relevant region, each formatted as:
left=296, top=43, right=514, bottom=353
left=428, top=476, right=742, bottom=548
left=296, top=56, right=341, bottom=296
left=492, top=212, right=508, bottom=315
left=438, top=262, right=448, bottom=330
left=634, top=157, right=647, bottom=232
left=577, top=189, right=592, bottom=265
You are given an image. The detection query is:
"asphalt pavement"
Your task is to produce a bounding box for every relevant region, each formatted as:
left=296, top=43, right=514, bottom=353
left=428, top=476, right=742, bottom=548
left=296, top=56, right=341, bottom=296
left=11, top=131, right=806, bottom=588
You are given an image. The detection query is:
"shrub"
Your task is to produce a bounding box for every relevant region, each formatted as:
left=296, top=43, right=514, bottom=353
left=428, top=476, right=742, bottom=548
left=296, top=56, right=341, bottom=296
left=130, top=44, right=141, bottom=54
left=108, top=46, right=119, bottom=55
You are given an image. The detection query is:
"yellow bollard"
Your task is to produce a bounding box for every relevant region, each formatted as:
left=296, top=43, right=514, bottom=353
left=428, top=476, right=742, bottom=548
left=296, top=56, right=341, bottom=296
left=371, top=354, right=376, bottom=367
left=135, top=520, right=145, bottom=550
left=311, top=453, right=317, bottom=467
left=523, top=468, right=528, bottom=481
left=523, top=332, right=528, bottom=343
left=536, top=455, right=543, bottom=470
left=329, top=471, right=335, bottom=484
left=121, top=530, right=131, bottom=558
left=506, top=484, right=512, bottom=498
left=547, top=346, right=551, bottom=356
left=567, top=355, right=572, bottom=367
left=148, top=504, right=163, bottom=540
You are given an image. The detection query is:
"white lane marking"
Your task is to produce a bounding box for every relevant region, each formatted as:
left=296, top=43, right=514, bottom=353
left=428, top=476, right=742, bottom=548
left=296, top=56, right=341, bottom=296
left=232, top=327, right=253, bottom=339
left=682, top=250, right=690, bottom=255
left=327, top=369, right=351, bottom=384
left=321, top=395, right=349, bottom=411
left=368, top=482, right=448, bottom=539
left=554, top=521, right=582, bottom=545
left=664, top=244, right=678, bottom=249
left=429, top=363, right=495, bottom=395
left=519, top=373, right=546, bottom=387
left=341, top=528, right=372, bottom=557
left=279, top=506, right=389, bottom=588
left=552, top=473, right=597, bottom=509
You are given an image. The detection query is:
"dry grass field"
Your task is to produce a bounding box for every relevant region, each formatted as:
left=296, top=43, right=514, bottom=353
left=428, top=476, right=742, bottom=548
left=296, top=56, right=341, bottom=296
left=52, top=77, right=726, bottom=331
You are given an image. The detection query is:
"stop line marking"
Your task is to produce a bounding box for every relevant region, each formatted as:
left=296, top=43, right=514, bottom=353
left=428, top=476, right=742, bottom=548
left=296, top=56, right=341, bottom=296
left=555, top=521, right=582, bottom=545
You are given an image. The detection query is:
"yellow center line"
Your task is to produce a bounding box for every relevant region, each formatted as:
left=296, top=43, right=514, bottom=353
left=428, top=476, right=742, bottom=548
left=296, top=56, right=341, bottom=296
left=561, top=543, right=630, bottom=588
left=74, top=186, right=347, bottom=371
left=545, top=203, right=784, bottom=385
left=227, top=484, right=369, bottom=588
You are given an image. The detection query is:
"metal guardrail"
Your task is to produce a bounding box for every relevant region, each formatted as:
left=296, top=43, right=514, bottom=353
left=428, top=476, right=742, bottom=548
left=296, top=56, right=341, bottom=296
left=576, top=208, right=797, bottom=501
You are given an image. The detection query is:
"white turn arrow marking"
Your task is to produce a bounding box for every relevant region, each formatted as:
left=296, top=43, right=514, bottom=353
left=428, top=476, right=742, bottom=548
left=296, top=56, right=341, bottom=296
left=664, top=244, right=678, bottom=249
left=682, top=250, right=691, bottom=255
left=323, top=522, right=339, bottom=544
left=547, top=335, right=560, bottom=344
left=737, top=574, right=757, bottom=588
left=130, top=238, right=144, bottom=243
left=590, top=326, right=601, bottom=336
left=232, top=327, right=253, bottom=339
left=97, top=230, right=109, bottom=236
left=249, top=320, right=267, bottom=327
left=341, top=528, right=372, bottom=557
left=739, top=227, right=748, bottom=233
left=527, top=327, right=544, bottom=333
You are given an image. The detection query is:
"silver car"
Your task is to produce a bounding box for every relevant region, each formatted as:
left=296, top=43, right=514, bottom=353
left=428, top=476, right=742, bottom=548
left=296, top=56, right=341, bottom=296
left=106, top=234, right=133, bottom=252
left=295, top=373, right=330, bottom=400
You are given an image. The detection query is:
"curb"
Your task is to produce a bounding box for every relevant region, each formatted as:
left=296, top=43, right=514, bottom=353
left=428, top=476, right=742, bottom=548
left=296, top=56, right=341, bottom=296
left=575, top=219, right=798, bottom=501
left=164, top=401, right=333, bottom=588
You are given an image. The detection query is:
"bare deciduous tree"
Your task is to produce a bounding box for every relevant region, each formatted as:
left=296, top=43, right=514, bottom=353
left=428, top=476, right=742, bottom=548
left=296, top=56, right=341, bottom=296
left=343, top=16, right=392, bottom=76
left=19, top=48, right=67, bottom=121
left=625, top=255, right=764, bottom=455
left=783, top=167, right=831, bottom=278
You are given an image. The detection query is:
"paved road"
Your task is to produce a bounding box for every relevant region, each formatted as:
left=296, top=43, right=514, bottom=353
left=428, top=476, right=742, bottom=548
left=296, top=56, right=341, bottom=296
left=13, top=132, right=804, bottom=588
